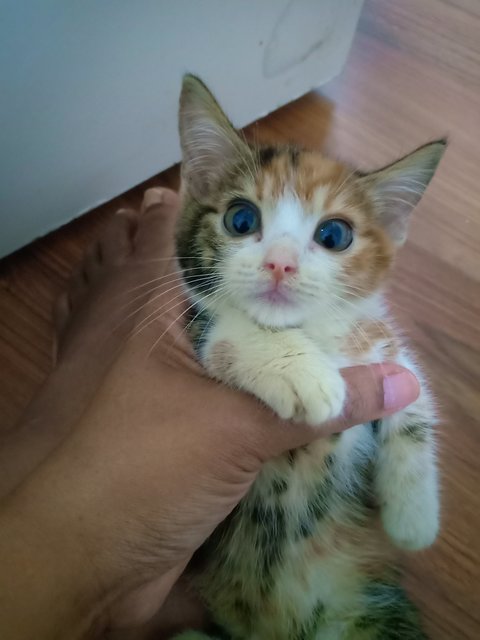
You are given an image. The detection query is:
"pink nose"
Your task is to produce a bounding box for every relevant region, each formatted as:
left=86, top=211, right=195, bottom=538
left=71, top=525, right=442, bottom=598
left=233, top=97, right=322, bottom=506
left=263, top=258, right=298, bottom=282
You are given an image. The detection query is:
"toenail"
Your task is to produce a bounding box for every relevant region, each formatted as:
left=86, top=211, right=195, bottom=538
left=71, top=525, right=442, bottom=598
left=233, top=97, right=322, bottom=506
left=142, top=188, right=165, bottom=211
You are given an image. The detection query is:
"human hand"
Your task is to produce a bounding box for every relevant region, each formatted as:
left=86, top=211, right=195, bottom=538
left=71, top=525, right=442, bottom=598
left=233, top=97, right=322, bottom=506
left=0, top=189, right=420, bottom=640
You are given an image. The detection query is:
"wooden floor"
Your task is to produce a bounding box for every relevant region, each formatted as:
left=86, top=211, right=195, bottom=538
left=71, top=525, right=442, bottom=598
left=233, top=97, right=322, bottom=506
left=1, top=1, right=479, bottom=637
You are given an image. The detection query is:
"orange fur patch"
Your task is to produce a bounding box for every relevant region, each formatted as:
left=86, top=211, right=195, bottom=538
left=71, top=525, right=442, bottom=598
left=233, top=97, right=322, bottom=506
left=255, top=149, right=349, bottom=208
left=340, top=226, right=394, bottom=294
left=256, top=152, right=294, bottom=200
left=294, top=152, right=347, bottom=205
left=303, top=513, right=394, bottom=584
left=342, top=320, right=399, bottom=360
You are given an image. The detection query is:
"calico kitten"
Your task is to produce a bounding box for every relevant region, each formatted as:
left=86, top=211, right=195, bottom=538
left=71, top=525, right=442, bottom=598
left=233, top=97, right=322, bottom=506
left=173, top=75, right=445, bottom=640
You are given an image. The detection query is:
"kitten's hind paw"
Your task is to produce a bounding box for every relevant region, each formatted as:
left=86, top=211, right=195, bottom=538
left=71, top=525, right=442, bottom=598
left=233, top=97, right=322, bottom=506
left=382, top=493, right=439, bottom=550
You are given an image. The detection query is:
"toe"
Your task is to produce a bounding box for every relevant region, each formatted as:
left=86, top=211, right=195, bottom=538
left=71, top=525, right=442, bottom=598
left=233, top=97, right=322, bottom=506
left=134, top=188, right=180, bottom=259
left=141, top=187, right=180, bottom=214
left=65, top=267, right=89, bottom=311
left=82, top=242, right=103, bottom=281
left=53, top=291, right=71, bottom=337
left=52, top=292, right=72, bottom=362
left=100, top=208, right=138, bottom=265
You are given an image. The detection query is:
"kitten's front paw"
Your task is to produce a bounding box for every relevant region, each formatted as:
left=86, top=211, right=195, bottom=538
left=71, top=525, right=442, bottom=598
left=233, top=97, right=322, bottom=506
left=382, top=491, right=439, bottom=550
left=297, top=365, right=346, bottom=426
left=256, top=359, right=346, bottom=427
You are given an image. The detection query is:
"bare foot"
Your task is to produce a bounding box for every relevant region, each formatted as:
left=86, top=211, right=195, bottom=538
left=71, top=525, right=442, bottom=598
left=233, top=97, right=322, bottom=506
left=0, top=188, right=181, bottom=499
left=0, top=186, right=206, bottom=638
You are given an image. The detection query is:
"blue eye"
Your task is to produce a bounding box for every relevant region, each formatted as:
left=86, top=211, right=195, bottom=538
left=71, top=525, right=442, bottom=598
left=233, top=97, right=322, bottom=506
left=314, top=219, right=353, bottom=251
left=224, top=200, right=261, bottom=236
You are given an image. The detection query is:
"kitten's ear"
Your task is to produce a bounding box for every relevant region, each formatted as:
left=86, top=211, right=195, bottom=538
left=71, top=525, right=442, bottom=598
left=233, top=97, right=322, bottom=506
left=359, top=140, right=447, bottom=245
left=179, top=75, right=251, bottom=201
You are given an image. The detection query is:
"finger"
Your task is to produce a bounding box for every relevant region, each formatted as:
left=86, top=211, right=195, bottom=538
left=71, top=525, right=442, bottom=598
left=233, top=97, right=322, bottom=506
left=150, top=574, right=208, bottom=639
left=241, top=363, right=420, bottom=461
left=327, top=362, right=420, bottom=433
left=107, top=561, right=190, bottom=630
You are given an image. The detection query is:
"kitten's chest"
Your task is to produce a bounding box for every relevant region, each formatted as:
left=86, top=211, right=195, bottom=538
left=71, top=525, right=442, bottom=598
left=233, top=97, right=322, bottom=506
left=301, top=298, right=395, bottom=367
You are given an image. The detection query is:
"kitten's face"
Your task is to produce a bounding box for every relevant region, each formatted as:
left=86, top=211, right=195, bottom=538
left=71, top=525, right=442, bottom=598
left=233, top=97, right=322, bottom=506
left=179, top=150, right=393, bottom=328
left=177, top=76, right=445, bottom=329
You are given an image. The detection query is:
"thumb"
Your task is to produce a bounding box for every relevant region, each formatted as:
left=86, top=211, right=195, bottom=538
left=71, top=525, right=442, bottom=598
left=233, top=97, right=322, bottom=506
left=336, top=363, right=420, bottom=432
left=247, top=363, right=420, bottom=461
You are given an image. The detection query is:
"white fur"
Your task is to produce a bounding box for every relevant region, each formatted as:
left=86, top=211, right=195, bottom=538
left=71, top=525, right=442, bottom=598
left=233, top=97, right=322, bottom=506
left=262, top=192, right=319, bottom=246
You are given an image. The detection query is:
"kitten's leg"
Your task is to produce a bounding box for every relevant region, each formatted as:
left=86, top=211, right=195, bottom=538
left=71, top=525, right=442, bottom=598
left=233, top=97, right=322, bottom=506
left=347, top=582, right=428, bottom=640
left=199, top=309, right=346, bottom=425
left=375, top=364, right=439, bottom=550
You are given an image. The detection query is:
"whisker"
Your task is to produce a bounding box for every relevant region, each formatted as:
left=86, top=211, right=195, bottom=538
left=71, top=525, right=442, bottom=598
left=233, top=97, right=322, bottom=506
left=330, top=293, right=393, bottom=347
left=117, top=288, right=189, bottom=336
left=146, top=287, right=227, bottom=357
left=113, top=275, right=220, bottom=332
left=132, top=255, right=224, bottom=264
left=129, top=295, right=191, bottom=342
left=331, top=168, right=358, bottom=199
left=117, top=276, right=215, bottom=318
left=166, top=286, right=232, bottom=357
left=117, top=266, right=218, bottom=299
left=128, top=276, right=223, bottom=337
left=118, top=272, right=218, bottom=312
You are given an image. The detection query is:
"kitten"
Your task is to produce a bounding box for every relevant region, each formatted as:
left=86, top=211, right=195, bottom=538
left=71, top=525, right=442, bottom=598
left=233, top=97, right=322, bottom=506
left=173, top=75, right=445, bottom=640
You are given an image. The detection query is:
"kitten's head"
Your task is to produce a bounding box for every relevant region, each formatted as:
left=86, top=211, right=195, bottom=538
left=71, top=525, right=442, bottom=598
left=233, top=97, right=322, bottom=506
left=177, top=75, right=446, bottom=328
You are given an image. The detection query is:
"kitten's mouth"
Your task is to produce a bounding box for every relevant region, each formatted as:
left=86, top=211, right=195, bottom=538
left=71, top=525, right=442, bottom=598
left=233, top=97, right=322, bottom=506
left=255, top=286, right=295, bottom=306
